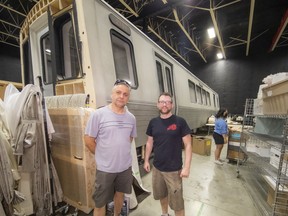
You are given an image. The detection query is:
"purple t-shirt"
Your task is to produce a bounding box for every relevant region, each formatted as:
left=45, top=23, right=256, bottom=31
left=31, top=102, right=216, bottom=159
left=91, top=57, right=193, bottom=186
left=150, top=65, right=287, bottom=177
left=85, top=106, right=137, bottom=173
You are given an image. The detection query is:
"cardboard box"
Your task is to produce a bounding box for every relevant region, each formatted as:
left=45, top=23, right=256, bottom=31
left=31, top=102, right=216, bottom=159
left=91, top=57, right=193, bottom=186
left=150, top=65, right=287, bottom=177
left=227, top=149, right=245, bottom=160
left=270, top=147, right=288, bottom=161
left=270, top=147, right=288, bottom=176
left=262, top=78, right=288, bottom=115
left=192, top=136, right=211, bottom=156
left=264, top=175, right=288, bottom=214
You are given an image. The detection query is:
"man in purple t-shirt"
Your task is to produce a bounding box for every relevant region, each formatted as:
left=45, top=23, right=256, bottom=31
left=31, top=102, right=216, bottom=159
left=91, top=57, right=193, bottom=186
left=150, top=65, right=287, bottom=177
left=84, top=80, right=137, bottom=216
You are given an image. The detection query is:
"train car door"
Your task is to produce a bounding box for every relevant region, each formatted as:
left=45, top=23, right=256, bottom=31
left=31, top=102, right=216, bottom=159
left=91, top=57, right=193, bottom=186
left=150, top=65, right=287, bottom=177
left=26, top=16, right=54, bottom=95
left=155, top=55, right=177, bottom=114
left=31, top=9, right=82, bottom=97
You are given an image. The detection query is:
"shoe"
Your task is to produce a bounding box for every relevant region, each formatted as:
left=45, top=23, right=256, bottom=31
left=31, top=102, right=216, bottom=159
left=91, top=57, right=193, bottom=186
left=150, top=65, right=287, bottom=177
left=219, top=158, right=226, bottom=162
left=161, top=214, right=171, bottom=216
left=214, top=160, right=223, bottom=165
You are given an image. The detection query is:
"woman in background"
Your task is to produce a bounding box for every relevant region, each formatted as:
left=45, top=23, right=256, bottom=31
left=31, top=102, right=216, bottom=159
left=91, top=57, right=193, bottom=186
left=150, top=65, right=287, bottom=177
left=213, top=108, right=229, bottom=165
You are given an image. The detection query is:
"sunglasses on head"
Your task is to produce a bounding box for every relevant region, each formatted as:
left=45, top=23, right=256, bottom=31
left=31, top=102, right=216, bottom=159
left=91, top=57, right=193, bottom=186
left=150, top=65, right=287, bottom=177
left=114, top=79, right=131, bottom=87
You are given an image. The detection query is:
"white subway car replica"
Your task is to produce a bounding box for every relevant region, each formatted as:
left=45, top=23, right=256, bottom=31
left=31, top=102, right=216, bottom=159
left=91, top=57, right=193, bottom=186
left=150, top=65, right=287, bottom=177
left=20, top=0, right=219, bottom=148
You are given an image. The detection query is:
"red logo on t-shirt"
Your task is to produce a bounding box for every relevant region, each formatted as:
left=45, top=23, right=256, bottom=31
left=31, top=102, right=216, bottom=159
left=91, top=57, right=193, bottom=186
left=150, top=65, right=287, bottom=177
left=167, top=124, right=177, bottom=131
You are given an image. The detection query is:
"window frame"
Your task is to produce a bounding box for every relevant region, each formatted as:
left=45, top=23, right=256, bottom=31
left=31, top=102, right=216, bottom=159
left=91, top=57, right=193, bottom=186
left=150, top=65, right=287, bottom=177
left=110, top=29, right=138, bottom=89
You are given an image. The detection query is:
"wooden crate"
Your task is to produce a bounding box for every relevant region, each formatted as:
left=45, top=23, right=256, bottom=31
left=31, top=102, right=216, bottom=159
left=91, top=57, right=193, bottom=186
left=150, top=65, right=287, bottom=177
left=55, top=80, right=85, bottom=95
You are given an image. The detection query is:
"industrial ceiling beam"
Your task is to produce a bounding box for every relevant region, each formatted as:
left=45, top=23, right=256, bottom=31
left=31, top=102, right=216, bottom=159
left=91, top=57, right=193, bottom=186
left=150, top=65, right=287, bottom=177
left=230, top=37, right=246, bottom=43
left=0, top=18, right=21, bottom=28
left=118, top=0, right=191, bottom=64
left=209, top=6, right=226, bottom=59
left=269, top=9, right=288, bottom=52
left=0, top=40, right=19, bottom=48
left=0, top=30, right=19, bottom=39
left=0, top=3, right=26, bottom=17
left=173, top=8, right=206, bottom=63
left=214, top=0, right=241, bottom=10
left=184, top=0, right=240, bottom=60
left=119, top=0, right=139, bottom=17
left=249, top=29, right=269, bottom=42
left=225, top=42, right=246, bottom=48
left=245, top=0, right=255, bottom=56
left=209, top=0, right=241, bottom=59
left=148, top=18, right=190, bottom=65
left=148, top=25, right=190, bottom=65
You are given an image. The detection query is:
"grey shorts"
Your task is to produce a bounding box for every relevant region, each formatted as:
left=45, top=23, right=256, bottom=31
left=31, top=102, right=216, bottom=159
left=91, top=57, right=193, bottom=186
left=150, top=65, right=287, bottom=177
left=93, top=167, right=133, bottom=208
left=152, top=167, right=184, bottom=211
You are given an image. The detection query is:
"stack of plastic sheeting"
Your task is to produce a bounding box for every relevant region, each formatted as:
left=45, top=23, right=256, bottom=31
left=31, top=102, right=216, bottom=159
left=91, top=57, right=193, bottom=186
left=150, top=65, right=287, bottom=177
left=2, top=84, right=62, bottom=215
left=45, top=94, right=87, bottom=109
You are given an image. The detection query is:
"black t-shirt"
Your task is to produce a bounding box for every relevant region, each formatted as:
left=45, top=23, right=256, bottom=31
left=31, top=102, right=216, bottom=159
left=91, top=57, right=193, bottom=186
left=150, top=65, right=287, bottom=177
left=146, top=115, right=191, bottom=172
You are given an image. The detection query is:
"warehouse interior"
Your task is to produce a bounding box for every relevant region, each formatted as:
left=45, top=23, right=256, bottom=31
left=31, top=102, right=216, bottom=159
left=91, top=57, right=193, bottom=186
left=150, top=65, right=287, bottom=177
left=0, top=0, right=288, bottom=216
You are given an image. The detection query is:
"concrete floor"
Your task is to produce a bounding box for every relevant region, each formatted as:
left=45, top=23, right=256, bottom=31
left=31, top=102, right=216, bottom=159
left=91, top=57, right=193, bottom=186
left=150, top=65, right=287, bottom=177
left=129, top=136, right=261, bottom=216
left=69, top=135, right=261, bottom=216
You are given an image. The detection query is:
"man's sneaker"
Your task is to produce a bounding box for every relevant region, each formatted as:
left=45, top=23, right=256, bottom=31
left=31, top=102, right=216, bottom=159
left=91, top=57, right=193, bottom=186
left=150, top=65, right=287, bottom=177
left=214, top=160, right=223, bottom=165
left=219, top=158, right=226, bottom=162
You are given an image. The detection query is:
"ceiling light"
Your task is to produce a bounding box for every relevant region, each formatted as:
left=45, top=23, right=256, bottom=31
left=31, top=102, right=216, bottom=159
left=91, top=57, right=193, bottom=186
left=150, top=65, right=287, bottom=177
left=207, top=28, right=216, bottom=39
left=217, top=52, right=223, bottom=59
left=45, top=49, right=51, bottom=54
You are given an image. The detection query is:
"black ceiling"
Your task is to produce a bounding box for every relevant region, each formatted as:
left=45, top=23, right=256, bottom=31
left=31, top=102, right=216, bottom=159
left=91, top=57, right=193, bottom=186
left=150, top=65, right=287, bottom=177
left=107, top=0, right=288, bottom=67
left=1, top=0, right=288, bottom=68
left=0, top=0, right=37, bottom=48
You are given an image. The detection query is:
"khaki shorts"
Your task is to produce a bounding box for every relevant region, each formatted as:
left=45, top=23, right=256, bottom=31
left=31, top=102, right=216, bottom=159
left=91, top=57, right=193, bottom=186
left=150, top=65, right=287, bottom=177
left=152, top=167, right=184, bottom=211
left=93, top=167, right=132, bottom=208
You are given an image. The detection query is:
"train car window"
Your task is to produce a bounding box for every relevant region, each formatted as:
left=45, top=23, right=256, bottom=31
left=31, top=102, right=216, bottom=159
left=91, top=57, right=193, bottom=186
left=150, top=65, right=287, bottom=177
left=206, top=91, right=211, bottom=106
left=165, top=67, right=173, bottom=96
left=62, top=20, right=80, bottom=79
left=40, top=34, right=53, bottom=84
left=156, top=61, right=164, bottom=93
left=196, top=85, right=202, bottom=104
left=202, top=89, right=207, bottom=105
left=48, top=12, right=82, bottom=82
left=110, top=30, right=138, bottom=88
left=213, top=94, right=216, bottom=107
left=188, top=80, right=196, bottom=103
left=216, top=95, right=219, bottom=107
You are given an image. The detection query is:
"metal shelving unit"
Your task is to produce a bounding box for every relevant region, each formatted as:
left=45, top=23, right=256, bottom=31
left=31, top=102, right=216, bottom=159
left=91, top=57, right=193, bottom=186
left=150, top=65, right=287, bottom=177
left=237, top=98, right=288, bottom=216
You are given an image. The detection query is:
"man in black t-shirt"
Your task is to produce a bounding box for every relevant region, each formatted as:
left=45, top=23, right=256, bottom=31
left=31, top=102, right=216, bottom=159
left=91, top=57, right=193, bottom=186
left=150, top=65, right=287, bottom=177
left=144, top=92, right=192, bottom=216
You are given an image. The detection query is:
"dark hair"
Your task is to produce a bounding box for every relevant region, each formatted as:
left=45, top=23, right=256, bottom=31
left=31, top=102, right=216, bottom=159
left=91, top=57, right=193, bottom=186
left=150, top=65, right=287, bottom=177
left=158, top=92, right=173, bottom=102
left=215, top=108, right=228, bottom=118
